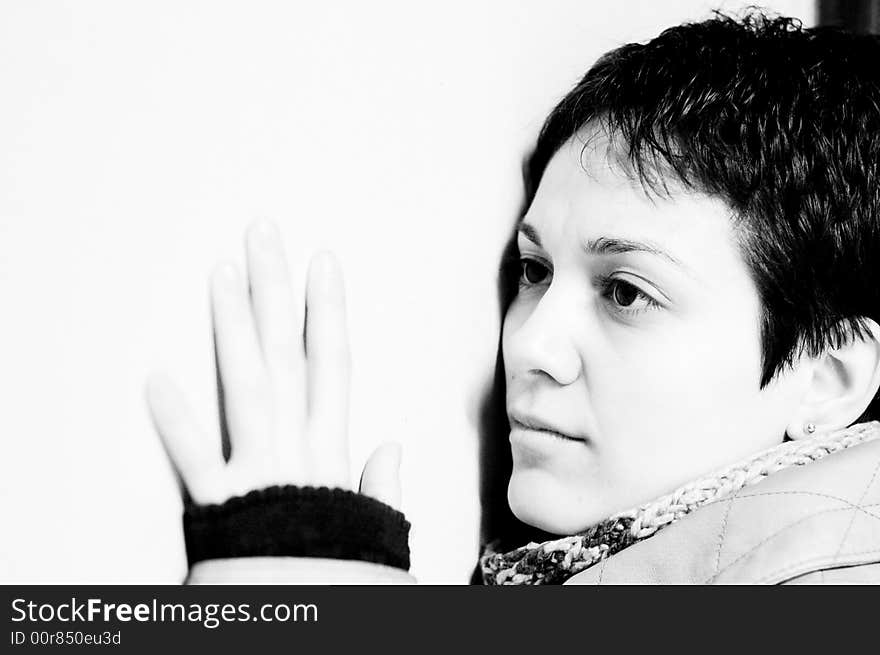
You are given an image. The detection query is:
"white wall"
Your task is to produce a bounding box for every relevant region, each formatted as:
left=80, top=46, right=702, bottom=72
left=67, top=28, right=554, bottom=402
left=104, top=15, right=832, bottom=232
left=0, top=0, right=813, bottom=583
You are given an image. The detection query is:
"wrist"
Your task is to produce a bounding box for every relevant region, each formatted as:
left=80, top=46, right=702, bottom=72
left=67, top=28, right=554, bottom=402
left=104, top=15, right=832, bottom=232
left=184, top=485, right=411, bottom=571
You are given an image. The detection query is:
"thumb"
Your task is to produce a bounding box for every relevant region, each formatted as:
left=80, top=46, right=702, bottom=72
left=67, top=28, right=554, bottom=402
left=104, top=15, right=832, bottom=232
left=358, top=442, right=402, bottom=511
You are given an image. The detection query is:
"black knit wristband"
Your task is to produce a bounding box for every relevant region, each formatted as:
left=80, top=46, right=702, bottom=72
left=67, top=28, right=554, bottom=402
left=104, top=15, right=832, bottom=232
left=183, top=486, right=411, bottom=571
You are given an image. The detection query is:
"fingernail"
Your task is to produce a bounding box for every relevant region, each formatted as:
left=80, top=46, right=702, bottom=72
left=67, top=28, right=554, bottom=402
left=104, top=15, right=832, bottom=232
left=315, top=252, right=344, bottom=286
left=213, top=262, right=238, bottom=286
left=313, top=250, right=334, bottom=272
left=251, top=219, right=279, bottom=250
left=255, top=218, right=278, bottom=239
left=145, top=372, right=176, bottom=415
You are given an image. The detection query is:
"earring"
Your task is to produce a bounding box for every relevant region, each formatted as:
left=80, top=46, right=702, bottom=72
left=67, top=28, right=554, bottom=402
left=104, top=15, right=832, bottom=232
left=805, top=422, right=816, bottom=435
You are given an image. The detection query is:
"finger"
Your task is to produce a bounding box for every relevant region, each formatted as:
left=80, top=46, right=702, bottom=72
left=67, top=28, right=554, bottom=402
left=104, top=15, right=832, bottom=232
left=245, top=219, right=306, bottom=386
left=359, top=442, right=402, bottom=511
left=211, top=261, right=273, bottom=460
left=145, top=371, right=227, bottom=505
left=305, top=251, right=351, bottom=485
left=245, top=219, right=308, bottom=470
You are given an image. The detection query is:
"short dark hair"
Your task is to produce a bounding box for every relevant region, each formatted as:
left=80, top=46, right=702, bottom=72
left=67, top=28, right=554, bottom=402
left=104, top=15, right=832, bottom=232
left=519, top=11, right=880, bottom=419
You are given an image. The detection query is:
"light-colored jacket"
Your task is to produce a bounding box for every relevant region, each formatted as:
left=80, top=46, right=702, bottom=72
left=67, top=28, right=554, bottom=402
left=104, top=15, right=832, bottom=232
left=567, top=435, right=880, bottom=584
left=188, top=437, right=880, bottom=585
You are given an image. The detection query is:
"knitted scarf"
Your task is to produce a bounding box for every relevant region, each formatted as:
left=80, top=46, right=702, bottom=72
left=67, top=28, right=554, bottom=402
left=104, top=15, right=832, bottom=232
left=479, top=421, right=880, bottom=585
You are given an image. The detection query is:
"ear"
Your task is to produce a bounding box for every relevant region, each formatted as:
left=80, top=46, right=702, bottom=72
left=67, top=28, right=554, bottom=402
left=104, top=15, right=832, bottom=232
left=786, top=318, right=880, bottom=440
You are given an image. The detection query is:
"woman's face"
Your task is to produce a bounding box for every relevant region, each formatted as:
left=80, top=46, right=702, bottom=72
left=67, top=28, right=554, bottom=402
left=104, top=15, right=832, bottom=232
left=503, top=132, right=809, bottom=534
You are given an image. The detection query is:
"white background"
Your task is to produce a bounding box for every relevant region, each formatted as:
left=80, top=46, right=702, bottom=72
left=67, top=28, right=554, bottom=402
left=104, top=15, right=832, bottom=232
left=0, top=0, right=812, bottom=583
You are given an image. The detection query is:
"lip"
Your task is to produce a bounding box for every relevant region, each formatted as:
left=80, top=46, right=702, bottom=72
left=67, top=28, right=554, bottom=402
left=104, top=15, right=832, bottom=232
left=508, top=411, right=585, bottom=443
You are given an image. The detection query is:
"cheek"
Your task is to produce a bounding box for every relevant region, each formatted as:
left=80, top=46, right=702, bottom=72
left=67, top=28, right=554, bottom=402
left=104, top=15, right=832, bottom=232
left=501, top=298, right=530, bottom=370
left=589, top=305, right=766, bottom=463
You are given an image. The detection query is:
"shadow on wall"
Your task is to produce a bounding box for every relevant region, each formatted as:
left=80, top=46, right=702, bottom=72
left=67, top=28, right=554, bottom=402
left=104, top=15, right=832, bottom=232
left=469, top=150, right=560, bottom=584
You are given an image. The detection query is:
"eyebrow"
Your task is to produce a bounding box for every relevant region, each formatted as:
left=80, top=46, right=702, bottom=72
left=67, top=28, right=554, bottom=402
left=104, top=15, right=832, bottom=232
left=517, top=222, right=688, bottom=271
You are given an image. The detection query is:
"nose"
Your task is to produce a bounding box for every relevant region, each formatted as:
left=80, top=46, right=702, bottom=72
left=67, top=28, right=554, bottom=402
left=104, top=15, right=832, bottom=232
left=503, top=279, right=583, bottom=386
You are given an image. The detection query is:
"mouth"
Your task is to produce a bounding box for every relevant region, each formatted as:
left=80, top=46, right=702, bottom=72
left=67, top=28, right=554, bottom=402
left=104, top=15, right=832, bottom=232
left=509, top=413, right=585, bottom=443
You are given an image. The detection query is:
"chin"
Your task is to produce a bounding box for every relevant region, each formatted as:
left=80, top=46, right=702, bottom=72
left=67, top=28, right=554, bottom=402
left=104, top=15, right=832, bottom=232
left=507, top=468, right=605, bottom=535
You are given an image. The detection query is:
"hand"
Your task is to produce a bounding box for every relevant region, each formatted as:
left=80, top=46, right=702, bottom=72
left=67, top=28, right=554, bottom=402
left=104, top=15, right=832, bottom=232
left=145, top=219, right=402, bottom=510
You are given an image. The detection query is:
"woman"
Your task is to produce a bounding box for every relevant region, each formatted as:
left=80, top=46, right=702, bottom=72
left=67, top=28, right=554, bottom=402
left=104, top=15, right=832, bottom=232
left=147, top=12, right=880, bottom=584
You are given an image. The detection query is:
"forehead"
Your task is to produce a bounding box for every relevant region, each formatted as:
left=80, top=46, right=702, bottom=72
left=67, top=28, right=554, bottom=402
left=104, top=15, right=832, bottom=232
left=522, top=134, right=744, bottom=272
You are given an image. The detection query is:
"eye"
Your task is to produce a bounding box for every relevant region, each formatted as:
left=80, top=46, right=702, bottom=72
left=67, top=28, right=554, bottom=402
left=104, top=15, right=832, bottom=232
left=601, top=277, right=661, bottom=314
left=610, top=279, right=640, bottom=306
left=518, top=257, right=551, bottom=287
